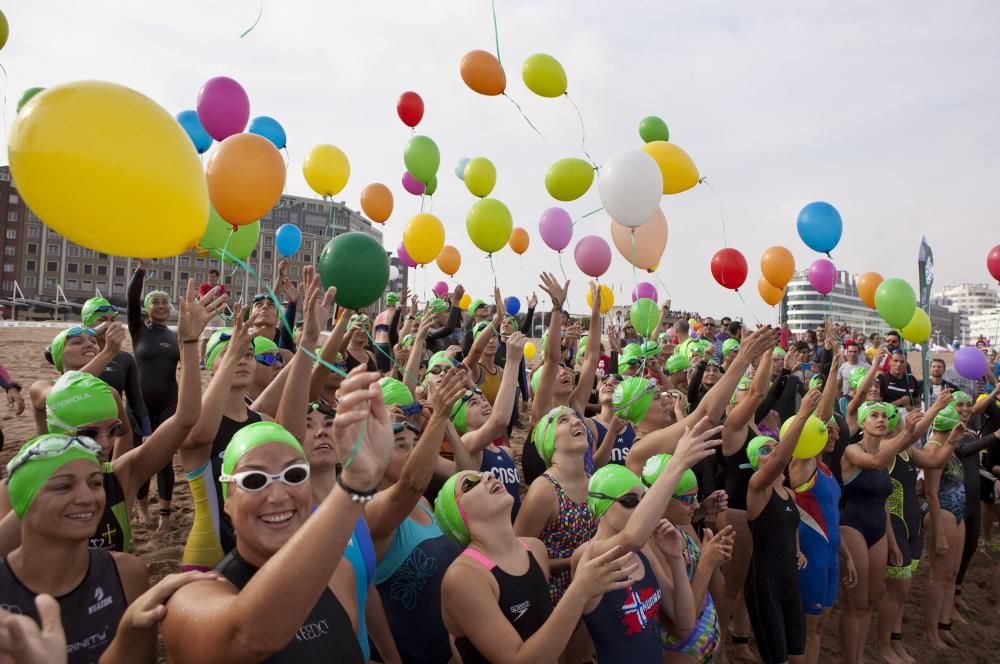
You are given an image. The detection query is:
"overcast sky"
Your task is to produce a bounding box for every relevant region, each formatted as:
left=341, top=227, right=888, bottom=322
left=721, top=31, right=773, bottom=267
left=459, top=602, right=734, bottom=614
left=4, top=1, right=999, bottom=319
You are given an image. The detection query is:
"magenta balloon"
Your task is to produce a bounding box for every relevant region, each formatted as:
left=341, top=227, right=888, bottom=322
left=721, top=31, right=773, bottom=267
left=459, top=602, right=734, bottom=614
left=397, top=242, right=418, bottom=268
left=433, top=280, right=449, bottom=297
left=402, top=171, right=426, bottom=196
left=574, top=236, right=612, bottom=278
left=196, top=76, right=250, bottom=142
left=807, top=258, right=837, bottom=295
left=954, top=346, right=989, bottom=380
left=632, top=282, right=658, bottom=303
left=538, top=207, right=573, bottom=252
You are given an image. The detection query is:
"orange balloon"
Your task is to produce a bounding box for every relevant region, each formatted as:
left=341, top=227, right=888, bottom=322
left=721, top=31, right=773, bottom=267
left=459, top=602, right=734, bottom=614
left=760, top=246, right=795, bottom=288
left=360, top=183, right=393, bottom=224
left=758, top=276, right=786, bottom=306
left=436, top=244, right=462, bottom=276
left=460, top=50, right=506, bottom=96
left=857, top=271, right=883, bottom=309
left=206, top=134, right=286, bottom=226
left=509, top=227, right=529, bottom=254
left=609, top=208, right=668, bottom=271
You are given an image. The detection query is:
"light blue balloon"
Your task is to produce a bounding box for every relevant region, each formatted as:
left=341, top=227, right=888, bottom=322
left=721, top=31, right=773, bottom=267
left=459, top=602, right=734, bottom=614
left=505, top=296, right=521, bottom=316
left=796, top=201, right=843, bottom=254
left=176, top=110, right=213, bottom=154
left=455, top=157, right=470, bottom=181
left=275, top=224, right=302, bottom=257
left=248, top=115, right=287, bottom=150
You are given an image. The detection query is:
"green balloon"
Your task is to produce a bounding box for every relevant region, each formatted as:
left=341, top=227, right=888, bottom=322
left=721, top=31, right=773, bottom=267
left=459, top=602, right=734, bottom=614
left=466, top=198, right=513, bottom=254
left=545, top=158, right=594, bottom=202
left=0, top=10, right=9, bottom=51
left=318, top=232, right=390, bottom=310
left=639, top=116, right=669, bottom=143
left=874, top=278, right=917, bottom=329
left=403, top=135, right=440, bottom=184
left=425, top=174, right=438, bottom=196
left=629, top=298, right=661, bottom=338
left=17, top=87, right=44, bottom=114
left=198, top=206, right=259, bottom=264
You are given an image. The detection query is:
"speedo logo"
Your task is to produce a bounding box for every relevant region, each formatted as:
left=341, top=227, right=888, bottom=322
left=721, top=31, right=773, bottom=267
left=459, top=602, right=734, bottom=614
left=88, top=586, right=113, bottom=615
left=49, top=393, right=93, bottom=410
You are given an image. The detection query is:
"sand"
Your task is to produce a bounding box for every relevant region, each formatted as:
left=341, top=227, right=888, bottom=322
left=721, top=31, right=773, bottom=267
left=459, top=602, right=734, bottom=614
left=1, top=324, right=997, bottom=663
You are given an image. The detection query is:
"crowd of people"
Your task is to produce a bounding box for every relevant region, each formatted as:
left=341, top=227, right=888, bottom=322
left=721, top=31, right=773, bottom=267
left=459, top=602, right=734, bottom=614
left=0, top=263, right=999, bottom=664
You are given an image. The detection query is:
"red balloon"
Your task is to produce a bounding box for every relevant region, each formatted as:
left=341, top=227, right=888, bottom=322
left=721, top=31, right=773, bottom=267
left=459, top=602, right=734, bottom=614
left=988, top=244, right=1000, bottom=283
left=711, top=248, right=748, bottom=290
left=396, top=91, right=424, bottom=128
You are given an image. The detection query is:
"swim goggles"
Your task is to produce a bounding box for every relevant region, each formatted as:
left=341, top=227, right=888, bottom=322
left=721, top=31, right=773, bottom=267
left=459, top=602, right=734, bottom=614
left=75, top=421, right=123, bottom=440
left=587, top=491, right=642, bottom=509
left=255, top=352, right=284, bottom=367
left=219, top=464, right=310, bottom=493
left=6, top=436, right=102, bottom=479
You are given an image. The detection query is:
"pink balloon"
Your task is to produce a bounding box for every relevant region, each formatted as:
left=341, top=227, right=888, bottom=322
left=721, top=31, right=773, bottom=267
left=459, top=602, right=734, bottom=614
left=808, top=258, right=837, bottom=295
left=632, top=282, right=658, bottom=303
left=402, top=171, right=426, bottom=196
left=574, top=236, right=612, bottom=278
left=196, top=76, right=250, bottom=142
left=432, top=280, right=449, bottom=297
left=397, top=242, right=418, bottom=268
left=539, top=207, right=573, bottom=252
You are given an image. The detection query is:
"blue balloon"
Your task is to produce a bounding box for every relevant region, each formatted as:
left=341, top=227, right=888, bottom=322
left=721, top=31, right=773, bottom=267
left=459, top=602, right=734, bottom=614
left=505, top=296, right=521, bottom=316
left=176, top=109, right=212, bottom=154
left=249, top=115, right=287, bottom=150
left=455, top=157, right=470, bottom=181
left=796, top=201, right=843, bottom=254
left=275, top=224, right=302, bottom=257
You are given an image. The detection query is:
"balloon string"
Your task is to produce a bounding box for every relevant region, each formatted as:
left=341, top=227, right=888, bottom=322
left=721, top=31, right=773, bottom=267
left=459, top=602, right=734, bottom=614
left=240, top=0, right=264, bottom=38
left=630, top=230, right=638, bottom=288
left=364, top=327, right=419, bottom=386
left=652, top=272, right=672, bottom=300
left=488, top=253, right=498, bottom=291
left=571, top=206, right=605, bottom=226
left=734, top=289, right=763, bottom=326
left=699, top=177, right=729, bottom=248
left=503, top=93, right=545, bottom=139
left=564, top=93, right=598, bottom=170
left=420, top=194, right=425, bottom=213
left=557, top=252, right=567, bottom=282
left=491, top=0, right=502, bottom=66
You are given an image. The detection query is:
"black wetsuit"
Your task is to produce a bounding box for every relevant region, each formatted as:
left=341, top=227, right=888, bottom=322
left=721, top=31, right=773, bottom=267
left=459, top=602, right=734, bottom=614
left=426, top=305, right=462, bottom=354
left=722, top=429, right=756, bottom=511
left=0, top=549, right=127, bottom=664
left=97, top=350, right=148, bottom=438
left=955, top=430, right=998, bottom=588
left=887, top=451, right=922, bottom=576
left=212, top=410, right=263, bottom=555
left=216, top=549, right=363, bottom=664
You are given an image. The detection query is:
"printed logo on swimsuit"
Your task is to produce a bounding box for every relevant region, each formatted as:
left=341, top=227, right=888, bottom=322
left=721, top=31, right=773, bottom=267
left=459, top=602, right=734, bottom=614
left=509, top=600, right=531, bottom=622
left=620, top=585, right=661, bottom=635
left=490, top=466, right=520, bottom=486
left=295, top=618, right=330, bottom=642
left=88, top=586, right=114, bottom=615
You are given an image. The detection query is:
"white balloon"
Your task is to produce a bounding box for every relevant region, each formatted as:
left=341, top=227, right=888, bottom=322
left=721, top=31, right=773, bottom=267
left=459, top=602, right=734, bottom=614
left=389, top=265, right=400, bottom=281
left=598, top=149, right=662, bottom=228
left=455, top=157, right=470, bottom=181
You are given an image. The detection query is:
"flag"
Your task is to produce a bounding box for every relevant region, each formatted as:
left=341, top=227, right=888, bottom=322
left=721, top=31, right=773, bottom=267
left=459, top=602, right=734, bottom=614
left=918, top=236, right=934, bottom=405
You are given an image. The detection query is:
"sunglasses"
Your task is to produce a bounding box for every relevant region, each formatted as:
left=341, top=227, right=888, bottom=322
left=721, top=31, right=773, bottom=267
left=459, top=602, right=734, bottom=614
left=589, top=491, right=642, bottom=509
left=757, top=445, right=775, bottom=459
left=673, top=494, right=697, bottom=506
left=7, top=436, right=102, bottom=478
left=603, top=373, right=624, bottom=384
left=75, top=421, right=123, bottom=440
left=255, top=353, right=283, bottom=367
left=428, top=364, right=453, bottom=375
left=392, top=422, right=422, bottom=436
left=460, top=472, right=486, bottom=494
left=219, top=463, right=310, bottom=493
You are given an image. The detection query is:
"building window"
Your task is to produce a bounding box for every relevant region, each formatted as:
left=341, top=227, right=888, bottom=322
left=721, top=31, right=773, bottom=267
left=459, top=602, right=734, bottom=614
left=114, top=267, right=125, bottom=277
left=97, top=281, right=107, bottom=291
left=195, top=257, right=205, bottom=267
left=26, top=243, right=37, bottom=254
left=83, top=249, right=94, bottom=258
left=224, top=276, right=233, bottom=285
left=0, top=173, right=9, bottom=181
left=67, top=279, right=78, bottom=290
left=2, top=264, right=13, bottom=273
left=147, top=269, right=158, bottom=279
left=83, top=280, right=92, bottom=290
left=4, top=246, right=14, bottom=256
left=5, top=230, right=15, bottom=239
left=27, top=225, right=40, bottom=239
left=162, top=270, right=172, bottom=280
left=114, top=282, right=125, bottom=291
left=68, top=245, right=79, bottom=257
left=6, top=212, right=17, bottom=222
left=67, top=263, right=78, bottom=273
left=209, top=259, right=219, bottom=268
left=44, top=277, right=55, bottom=287
left=84, top=264, right=94, bottom=274
left=303, top=254, right=311, bottom=263
left=180, top=271, right=189, bottom=281
left=46, top=261, right=57, bottom=272
left=25, top=275, right=36, bottom=288
left=97, top=265, right=107, bottom=276
left=263, top=236, right=273, bottom=246
left=7, top=194, right=18, bottom=204
left=47, top=244, right=59, bottom=255
left=98, top=253, right=107, bottom=259
left=25, top=260, right=35, bottom=271
left=251, top=250, right=258, bottom=258
left=180, top=256, right=190, bottom=266
left=264, top=250, right=272, bottom=260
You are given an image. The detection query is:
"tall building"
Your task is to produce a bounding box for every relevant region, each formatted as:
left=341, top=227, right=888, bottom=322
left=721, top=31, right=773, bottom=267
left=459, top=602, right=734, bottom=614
left=781, top=270, right=885, bottom=335
left=932, top=282, right=999, bottom=344
left=968, top=308, right=1000, bottom=346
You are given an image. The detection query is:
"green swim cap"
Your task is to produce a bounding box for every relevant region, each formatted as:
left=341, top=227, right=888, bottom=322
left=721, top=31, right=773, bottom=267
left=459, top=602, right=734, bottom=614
left=428, top=298, right=449, bottom=315
left=434, top=473, right=471, bottom=546
left=6, top=435, right=102, bottom=518
left=685, top=339, right=710, bottom=360
left=884, top=403, right=900, bottom=432
left=722, top=338, right=741, bottom=357
left=530, top=366, right=543, bottom=395
left=533, top=406, right=574, bottom=467
left=423, top=352, right=455, bottom=385
left=858, top=401, right=888, bottom=427
left=587, top=465, right=642, bottom=519
left=933, top=404, right=960, bottom=431
left=49, top=327, right=98, bottom=373
left=253, top=336, right=278, bottom=354
left=205, top=327, right=235, bottom=372
left=400, top=334, right=415, bottom=349
left=504, top=315, right=520, bottom=331
left=640, top=453, right=697, bottom=496
left=808, top=375, right=824, bottom=391
left=618, top=343, right=644, bottom=373
left=469, top=299, right=486, bottom=314
left=46, top=371, right=118, bottom=434
left=731, top=376, right=752, bottom=405
left=848, top=366, right=868, bottom=390
left=81, top=297, right=117, bottom=328
left=612, top=377, right=657, bottom=424
left=451, top=390, right=481, bottom=435
left=143, top=290, right=170, bottom=315
left=772, top=348, right=787, bottom=359
left=380, top=377, right=414, bottom=407
left=575, top=336, right=589, bottom=364
left=746, top=435, right=776, bottom=470
left=386, top=292, right=400, bottom=307
left=220, top=421, right=305, bottom=501
left=951, top=391, right=972, bottom=405
left=666, top=353, right=689, bottom=375
left=472, top=320, right=492, bottom=340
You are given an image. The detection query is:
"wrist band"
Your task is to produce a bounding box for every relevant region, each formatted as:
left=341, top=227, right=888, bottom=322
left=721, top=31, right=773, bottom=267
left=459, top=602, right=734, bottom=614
left=337, top=474, right=377, bottom=503
left=181, top=339, right=200, bottom=345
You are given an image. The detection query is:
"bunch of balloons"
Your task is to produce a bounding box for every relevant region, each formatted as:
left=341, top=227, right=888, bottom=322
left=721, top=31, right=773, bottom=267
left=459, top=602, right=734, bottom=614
left=758, top=246, right=795, bottom=306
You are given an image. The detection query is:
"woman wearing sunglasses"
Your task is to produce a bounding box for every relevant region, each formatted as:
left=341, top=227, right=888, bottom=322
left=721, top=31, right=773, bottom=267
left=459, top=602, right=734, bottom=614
left=589, top=373, right=633, bottom=467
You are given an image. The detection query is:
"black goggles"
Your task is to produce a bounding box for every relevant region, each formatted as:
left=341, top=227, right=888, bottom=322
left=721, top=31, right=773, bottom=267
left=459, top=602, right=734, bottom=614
left=75, top=421, right=123, bottom=439
left=588, top=491, right=642, bottom=509
left=308, top=402, right=337, bottom=418
left=392, top=422, right=422, bottom=435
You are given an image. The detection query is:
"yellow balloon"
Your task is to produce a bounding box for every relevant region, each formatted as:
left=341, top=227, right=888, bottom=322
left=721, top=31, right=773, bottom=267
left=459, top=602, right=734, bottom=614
left=524, top=341, right=537, bottom=360
left=522, top=53, right=568, bottom=98
left=459, top=293, right=472, bottom=311
left=8, top=81, right=208, bottom=258
left=303, top=144, right=350, bottom=197
left=586, top=284, right=614, bottom=314
left=464, top=157, right=496, bottom=198
left=403, top=213, right=445, bottom=265
left=466, top=198, right=513, bottom=253
left=639, top=141, right=699, bottom=195
left=901, top=308, right=931, bottom=343
left=781, top=415, right=829, bottom=460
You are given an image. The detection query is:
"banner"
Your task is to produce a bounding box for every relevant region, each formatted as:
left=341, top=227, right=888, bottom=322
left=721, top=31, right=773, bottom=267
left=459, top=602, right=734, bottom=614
left=918, top=236, right=934, bottom=406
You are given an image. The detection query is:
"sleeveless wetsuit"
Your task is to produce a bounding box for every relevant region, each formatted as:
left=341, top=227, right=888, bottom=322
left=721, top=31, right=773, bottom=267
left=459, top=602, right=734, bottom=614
left=722, top=429, right=756, bottom=511
left=794, top=463, right=841, bottom=614
left=662, top=529, right=722, bottom=662
left=374, top=501, right=460, bottom=664
left=887, top=451, right=922, bottom=579
left=841, top=443, right=893, bottom=547
left=454, top=542, right=554, bottom=664
left=746, top=488, right=805, bottom=664
left=593, top=420, right=637, bottom=466
left=583, top=549, right=663, bottom=664
left=537, top=473, right=597, bottom=604
left=216, top=548, right=363, bottom=663
left=181, top=409, right=262, bottom=571
left=480, top=445, right=522, bottom=520
left=0, top=549, right=126, bottom=664
left=90, top=463, right=131, bottom=552
left=937, top=455, right=966, bottom=523
left=344, top=349, right=377, bottom=373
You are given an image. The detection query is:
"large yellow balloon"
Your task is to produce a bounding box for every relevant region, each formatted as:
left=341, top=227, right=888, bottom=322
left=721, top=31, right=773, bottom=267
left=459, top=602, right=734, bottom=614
left=467, top=198, right=513, bottom=254
left=901, top=308, right=931, bottom=343
left=464, top=157, right=496, bottom=198
left=545, top=158, right=594, bottom=202
left=303, top=144, right=350, bottom=197
left=8, top=81, right=208, bottom=258
left=522, top=53, right=568, bottom=98
left=780, top=415, right=829, bottom=460
left=586, top=284, right=614, bottom=314
left=403, top=213, right=445, bottom=264
left=758, top=276, right=785, bottom=306
left=640, top=141, right=699, bottom=195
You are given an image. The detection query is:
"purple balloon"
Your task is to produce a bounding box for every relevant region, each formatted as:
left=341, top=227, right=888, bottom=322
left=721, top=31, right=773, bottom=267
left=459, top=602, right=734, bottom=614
left=808, top=258, right=837, bottom=295
left=539, top=207, right=573, bottom=252
left=632, top=282, right=658, bottom=303
left=397, top=242, right=418, bottom=268
left=574, top=236, right=612, bottom=278
left=432, top=280, right=449, bottom=297
left=196, top=76, right=250, bottom=142
left=402, top=171, right=426, bottom=196
left=954, top=346, right=989, bottom=380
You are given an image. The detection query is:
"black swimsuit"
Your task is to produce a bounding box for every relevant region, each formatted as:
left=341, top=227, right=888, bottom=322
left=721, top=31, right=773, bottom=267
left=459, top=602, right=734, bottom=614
left=840, top=442, right=892, bottom=547
left=722, top=429, right=756, bottom=511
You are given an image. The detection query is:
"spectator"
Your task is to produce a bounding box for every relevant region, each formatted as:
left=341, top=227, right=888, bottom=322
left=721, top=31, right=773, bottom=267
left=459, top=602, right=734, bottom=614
left=927, top=357, right=957, bottom=399
left=837, top=341, right=868, bottom=395
left=877, top=350, right=922, bottom=412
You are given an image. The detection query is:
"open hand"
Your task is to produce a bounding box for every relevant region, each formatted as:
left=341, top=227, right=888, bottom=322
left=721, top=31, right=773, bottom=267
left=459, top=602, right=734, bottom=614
left=177, top=278, right=228, bottom=343
left=672, top=416, right=723, bottom=470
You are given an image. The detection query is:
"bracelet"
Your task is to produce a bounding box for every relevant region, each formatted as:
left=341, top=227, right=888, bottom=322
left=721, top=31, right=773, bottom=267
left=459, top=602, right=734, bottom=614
left=552, top=303, right=563, bottom=312
left=337, top=474, right=377, bottom=503
left=181, top=338, right=200, bottom=345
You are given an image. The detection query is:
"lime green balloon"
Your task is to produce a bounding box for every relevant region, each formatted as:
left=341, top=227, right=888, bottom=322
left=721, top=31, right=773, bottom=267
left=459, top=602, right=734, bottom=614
left=901, top=307, right=930, bottom=343
left=466, top=198, right=513, bottom=254
left=463, top=157, right=496, bottom=198
left=17, top=87, right=44, bottom=114
left=522, top=53, right=568, bottom=98
left=639, top=116, right=669, bottom=143
left=875, top=278, right=916, bottom=329
left=545, top=158, right=594, bottom=202
left=403, top=135, right=440, bottom=184
left=199, top=206, right=260, bottom=264
left=425, top=174, right=438, bottom=196
left=0, top=10, right=8, bottom=50
left=629, top=298, right=661, bottom=338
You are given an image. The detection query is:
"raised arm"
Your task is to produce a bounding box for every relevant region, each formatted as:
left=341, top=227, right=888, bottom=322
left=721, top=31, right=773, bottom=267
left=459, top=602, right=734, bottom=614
left=726, top=347, right=773, bottom=431
left=521, top=292, right=537, bottom=338
left=462, top=334, right=527, bottom=455
left=308, top=307, right=351, bottom=401
left=848, top=348, right=887, bottom=416
left=463, top=288, right=503, bottom=372
left=531, top=273, right=570, bottom=423
left=570, top=282, right=603, bottom=413
left=427, top=286, right=464, bottom=342
left=816, top=346, right=843, bottom=422
left=749, top=390, right=820, bottom=492
left=126, top=262, right=146, bottom=341
left=401, top=308, right=436, bottom=395
left=80, top=324, right=127, bottom=377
